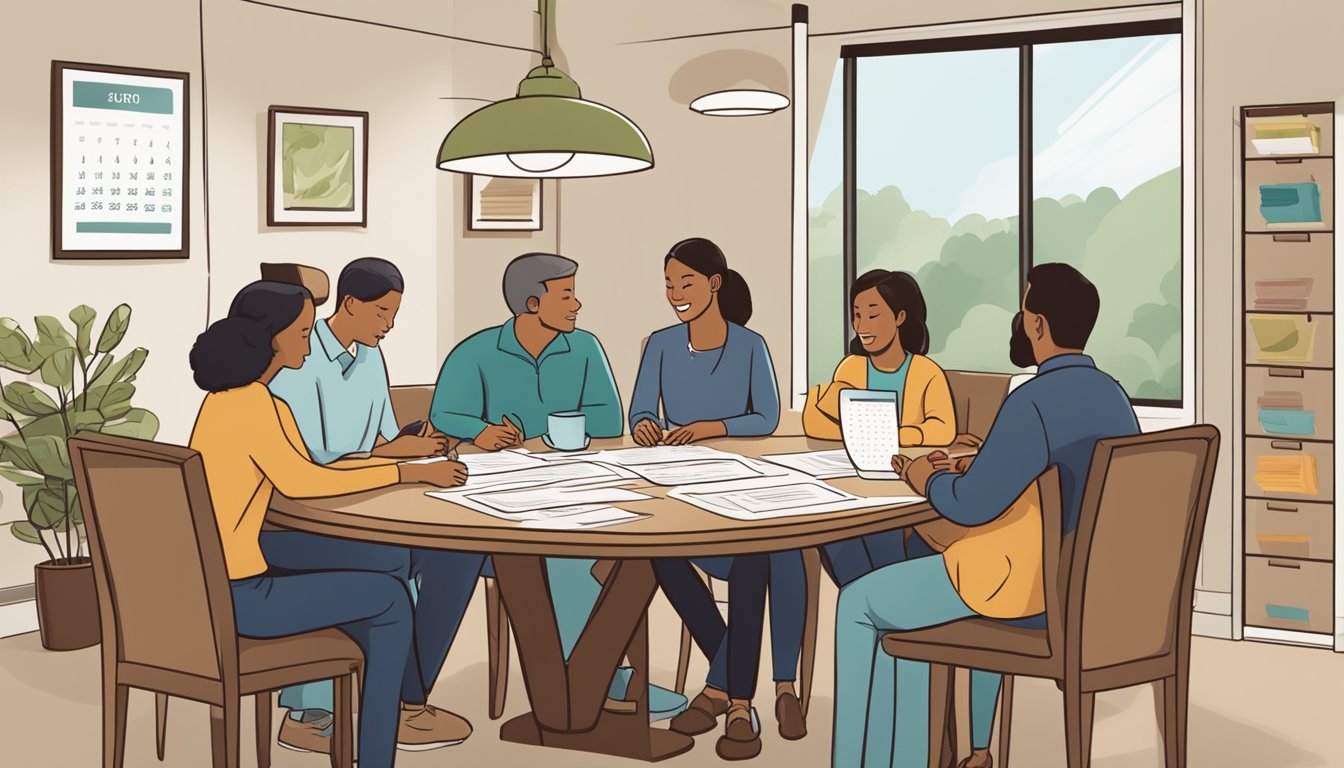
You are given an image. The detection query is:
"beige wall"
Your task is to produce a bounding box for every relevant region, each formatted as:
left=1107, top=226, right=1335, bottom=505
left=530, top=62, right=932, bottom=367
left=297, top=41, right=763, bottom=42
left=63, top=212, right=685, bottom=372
left=1197, top=0, right=1344, bottom=623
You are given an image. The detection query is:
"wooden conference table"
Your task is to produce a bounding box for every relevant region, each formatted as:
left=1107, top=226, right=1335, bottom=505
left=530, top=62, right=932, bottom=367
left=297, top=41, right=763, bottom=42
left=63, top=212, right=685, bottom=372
left=268, top=434, right=940, bottom=762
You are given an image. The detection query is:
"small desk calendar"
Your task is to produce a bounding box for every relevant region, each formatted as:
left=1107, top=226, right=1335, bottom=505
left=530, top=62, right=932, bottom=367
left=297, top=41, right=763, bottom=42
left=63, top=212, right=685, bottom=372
left=839, top=389, right=902, bottom=480
left=51, top=61, right=189, bottom=260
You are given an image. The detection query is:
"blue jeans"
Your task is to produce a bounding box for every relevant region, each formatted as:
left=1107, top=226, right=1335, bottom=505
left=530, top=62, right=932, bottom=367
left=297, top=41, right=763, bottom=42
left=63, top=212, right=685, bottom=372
left=691, top=552, right=806, bottom=689
left=259, top=532, right=486, bottom=713
left=833, top=554, right=996, bottom=768
left=231, top=572, right=411, bottom=768
left=825, top=532, right=1005, bottom=751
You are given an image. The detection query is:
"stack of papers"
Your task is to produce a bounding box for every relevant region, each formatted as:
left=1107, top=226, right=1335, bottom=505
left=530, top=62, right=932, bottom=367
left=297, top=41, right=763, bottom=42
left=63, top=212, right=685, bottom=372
left=669, top=477, right=922, bottom=521
left=759, top=449, right=858, bottom=479
left=1255, top=455, right=1319, bottom=495
left=1253, top=278, right=1314, bottom=311
left=1251, top=119, right=1321, bottom=155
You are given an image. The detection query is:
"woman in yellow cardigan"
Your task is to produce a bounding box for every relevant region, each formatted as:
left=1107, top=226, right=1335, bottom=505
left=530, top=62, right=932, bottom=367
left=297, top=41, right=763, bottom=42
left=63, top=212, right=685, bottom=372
left=804, top=269, right=959, bottom=587
left=804, top=269, right=954, bottom=447
left=189, top=281, right=467, bottom=768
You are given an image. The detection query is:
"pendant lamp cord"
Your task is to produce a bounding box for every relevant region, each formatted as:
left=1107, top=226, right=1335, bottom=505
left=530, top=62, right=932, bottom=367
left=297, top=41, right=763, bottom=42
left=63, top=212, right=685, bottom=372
left=540, top=0, right=551, bottom=61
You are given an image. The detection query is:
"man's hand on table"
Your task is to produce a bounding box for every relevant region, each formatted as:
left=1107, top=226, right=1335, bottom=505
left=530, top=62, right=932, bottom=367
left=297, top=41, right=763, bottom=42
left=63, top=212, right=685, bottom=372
left=476, top=415, right=523, bottom=451
left=890, top=452, right=945, bottom=496
left=632, top=419, right=663, bottom=447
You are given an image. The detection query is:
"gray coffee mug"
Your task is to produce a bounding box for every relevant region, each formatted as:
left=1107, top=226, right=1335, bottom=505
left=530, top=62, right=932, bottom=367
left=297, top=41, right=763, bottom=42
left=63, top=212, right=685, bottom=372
left=546, top=411, right=588, bottom=450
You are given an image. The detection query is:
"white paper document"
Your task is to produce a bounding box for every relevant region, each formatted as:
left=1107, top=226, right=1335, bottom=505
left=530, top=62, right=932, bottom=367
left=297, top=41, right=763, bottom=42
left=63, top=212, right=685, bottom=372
left=758, top=449, right=858, bottom=479
left=670, top=477, right=923, bottom=521
left=456, top=450, right=548, bottom=475
left=839, top=389, right=902, bottom=480
left=588, top=445, right=732, bottom=466
left=621, top=457, right=780, bottom=486
left=456, top=460, right=636, bottom=491
left=516, top=505, right=646, bottom=530
left=465, top=486, right=652, bottom=514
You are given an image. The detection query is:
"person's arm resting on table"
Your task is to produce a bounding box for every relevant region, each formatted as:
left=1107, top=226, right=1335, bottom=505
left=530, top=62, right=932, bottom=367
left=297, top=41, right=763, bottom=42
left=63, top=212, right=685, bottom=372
left=577, top=335, right=624, bottom=438
left=922, top=394, right=1049, bottom=526
left=629, top=337, right=665, bottom=446
left=720, top=334, right=780, bottom=438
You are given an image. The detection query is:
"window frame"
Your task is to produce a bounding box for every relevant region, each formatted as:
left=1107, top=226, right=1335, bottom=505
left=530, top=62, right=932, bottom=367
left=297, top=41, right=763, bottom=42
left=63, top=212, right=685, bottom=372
left=825, top=16, right=1190, bottom=416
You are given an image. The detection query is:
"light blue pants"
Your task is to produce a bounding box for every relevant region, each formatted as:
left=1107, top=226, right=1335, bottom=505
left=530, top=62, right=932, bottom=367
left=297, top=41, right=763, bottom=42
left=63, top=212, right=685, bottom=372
left=833, top=554, right=1001, bottom=768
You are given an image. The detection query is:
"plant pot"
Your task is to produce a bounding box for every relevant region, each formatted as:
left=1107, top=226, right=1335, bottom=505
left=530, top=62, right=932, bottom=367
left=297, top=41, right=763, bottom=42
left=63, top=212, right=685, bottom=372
left=35, top=557, right=100, bottom=651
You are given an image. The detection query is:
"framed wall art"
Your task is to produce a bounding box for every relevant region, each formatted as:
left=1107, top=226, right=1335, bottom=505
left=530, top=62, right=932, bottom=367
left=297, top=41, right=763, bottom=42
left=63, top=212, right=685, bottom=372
left=467, top=174, right=543, bottom=231
left=51, top=60, right=190, bottom=260
left=267, top=106, right=368, bottom=227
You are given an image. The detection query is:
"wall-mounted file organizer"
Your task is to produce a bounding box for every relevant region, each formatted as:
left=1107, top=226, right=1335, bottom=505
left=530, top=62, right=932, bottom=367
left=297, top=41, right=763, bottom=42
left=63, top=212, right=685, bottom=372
left=1241, top=102, right=1336, bottom=650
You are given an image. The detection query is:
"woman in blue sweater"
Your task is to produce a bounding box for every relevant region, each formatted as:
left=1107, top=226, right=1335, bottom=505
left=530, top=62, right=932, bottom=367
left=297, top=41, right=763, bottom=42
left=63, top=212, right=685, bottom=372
left=630, top=238, right=798, bottom=761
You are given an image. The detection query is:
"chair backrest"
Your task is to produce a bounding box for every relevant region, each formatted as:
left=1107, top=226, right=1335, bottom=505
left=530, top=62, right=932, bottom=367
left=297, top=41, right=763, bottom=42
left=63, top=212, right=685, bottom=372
left=1063, top=425, right=1220, bottom=671
left=945, top=370, right=1012, bottom=438
left=69, top=433, right=238, bottom=683
left=260, top=262, right=330, bottom=306
left=390, top=385, right=435, bottom=429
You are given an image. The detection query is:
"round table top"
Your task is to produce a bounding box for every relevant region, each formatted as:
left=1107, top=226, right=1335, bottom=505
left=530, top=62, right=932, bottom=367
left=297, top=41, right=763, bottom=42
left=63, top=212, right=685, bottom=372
left=267, top=435, right=939, bottom=558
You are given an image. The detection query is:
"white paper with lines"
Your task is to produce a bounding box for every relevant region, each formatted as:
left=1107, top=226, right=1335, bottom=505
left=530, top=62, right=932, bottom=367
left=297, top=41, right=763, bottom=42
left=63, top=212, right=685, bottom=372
left=839, top=389, right=902, bottom=480
left=758, top=449, right=858, bottom=480
left=669, top=477, right=923, bottom=521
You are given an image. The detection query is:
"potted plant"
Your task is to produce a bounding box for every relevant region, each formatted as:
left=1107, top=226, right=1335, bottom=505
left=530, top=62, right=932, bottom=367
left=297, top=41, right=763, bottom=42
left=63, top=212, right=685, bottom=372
left=0, top=305, right=158, bottom=650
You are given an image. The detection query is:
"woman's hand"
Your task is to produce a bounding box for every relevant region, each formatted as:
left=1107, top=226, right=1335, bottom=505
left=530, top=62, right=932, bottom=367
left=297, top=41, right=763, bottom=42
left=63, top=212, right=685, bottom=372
left=400, top=460, right=469, bottom=487
left=664, top=420, right=727, bottom=445
left=891, top=451, right=942, bottom=495
left=632, top=419, right=664, bottom=447
left=376, top=422, right=456, bottom=458
left=475, top=415, right=523, bottom=451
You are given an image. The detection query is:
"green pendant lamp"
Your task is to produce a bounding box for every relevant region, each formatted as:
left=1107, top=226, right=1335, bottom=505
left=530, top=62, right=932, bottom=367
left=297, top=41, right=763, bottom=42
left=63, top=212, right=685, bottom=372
left=437, top=0, right=653, bottom=178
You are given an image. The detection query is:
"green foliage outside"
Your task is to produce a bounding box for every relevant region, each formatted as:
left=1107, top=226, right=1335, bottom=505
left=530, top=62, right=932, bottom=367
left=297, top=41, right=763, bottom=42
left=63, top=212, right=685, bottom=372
left=808, top=168, right=1181, bottom=402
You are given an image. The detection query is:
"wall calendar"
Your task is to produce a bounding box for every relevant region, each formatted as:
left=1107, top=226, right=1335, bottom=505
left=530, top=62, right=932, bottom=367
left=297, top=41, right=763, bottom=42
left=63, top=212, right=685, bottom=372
left=51, top=61, right=189, bottom=260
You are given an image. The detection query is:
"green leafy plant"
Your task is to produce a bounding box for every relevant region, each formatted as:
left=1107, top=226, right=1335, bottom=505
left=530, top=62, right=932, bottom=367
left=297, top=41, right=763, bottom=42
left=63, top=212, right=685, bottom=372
left=0, top=305, right=158, bottom=563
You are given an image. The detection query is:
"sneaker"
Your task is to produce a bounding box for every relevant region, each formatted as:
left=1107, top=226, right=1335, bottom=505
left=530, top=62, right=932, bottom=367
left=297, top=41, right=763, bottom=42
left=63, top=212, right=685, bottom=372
left=396, top=704, right=472, bottom=751
left=277, top=710, right=333, bottom=754
left=716, top=704, right=762, bottom=761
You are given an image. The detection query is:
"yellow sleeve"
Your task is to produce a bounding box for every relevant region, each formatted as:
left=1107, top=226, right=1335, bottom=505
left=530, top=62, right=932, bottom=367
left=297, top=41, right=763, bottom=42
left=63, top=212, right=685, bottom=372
left=899, top=357, right=956, bottom=446
left=249, top=392, right=401, bottom=498
left=802, top=356, right=865, bottom=440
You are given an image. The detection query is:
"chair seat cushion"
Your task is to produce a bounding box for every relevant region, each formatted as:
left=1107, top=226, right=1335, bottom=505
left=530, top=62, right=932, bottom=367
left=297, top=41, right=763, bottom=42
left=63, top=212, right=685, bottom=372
left=239, top=628, right=363, bottom=681
left=881, top=618, right=1051, bottom=661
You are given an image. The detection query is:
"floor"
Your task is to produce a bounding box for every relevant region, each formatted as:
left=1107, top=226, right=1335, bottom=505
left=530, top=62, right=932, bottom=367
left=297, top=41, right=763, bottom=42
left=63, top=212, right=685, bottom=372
left=0, top=579, right=1337, bottom=768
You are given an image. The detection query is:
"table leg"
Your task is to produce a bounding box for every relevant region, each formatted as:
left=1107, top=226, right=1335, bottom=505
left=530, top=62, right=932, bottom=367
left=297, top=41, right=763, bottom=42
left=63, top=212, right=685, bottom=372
left=491, top=555, right=694, bottom=762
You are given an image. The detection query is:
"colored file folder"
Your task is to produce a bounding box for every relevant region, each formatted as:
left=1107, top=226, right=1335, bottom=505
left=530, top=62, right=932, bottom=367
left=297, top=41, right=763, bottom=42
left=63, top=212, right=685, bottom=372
left=1251, top=119, right=1322, bottom=155
left=1260, top=182, right=1323, bottom=225
left=1253, top=277, right=1314, bottom=310
left=1254, top=454, right=1318, bottom=495
left=1249, top=314, right=1318, bottom=364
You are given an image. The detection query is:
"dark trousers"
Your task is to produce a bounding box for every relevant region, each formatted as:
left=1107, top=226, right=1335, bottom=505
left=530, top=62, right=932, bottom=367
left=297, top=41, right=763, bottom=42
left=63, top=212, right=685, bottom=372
left=654, top=554, right=768, bottom=700
left=259, top=531, right=487, bottom=705
left=231, top=571, right=410, bottom=768
left=821, top=530, right=920, bottom=588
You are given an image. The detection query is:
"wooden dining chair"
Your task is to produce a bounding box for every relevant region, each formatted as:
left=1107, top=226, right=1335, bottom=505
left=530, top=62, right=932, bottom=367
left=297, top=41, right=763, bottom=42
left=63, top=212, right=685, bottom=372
left=69, top=432, right=361, bottom=768
left=881, top=425, right=1220, bottom=768
left=672, top=549, right=823, bottom=717
left=389, top=384, right=512, bottom=720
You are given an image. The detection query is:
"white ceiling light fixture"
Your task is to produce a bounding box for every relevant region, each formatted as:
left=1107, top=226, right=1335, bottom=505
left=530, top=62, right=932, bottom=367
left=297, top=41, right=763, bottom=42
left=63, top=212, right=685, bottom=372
left=690, top=89, right=790, bottom=117
left=688, top=5, right=805, bottom=118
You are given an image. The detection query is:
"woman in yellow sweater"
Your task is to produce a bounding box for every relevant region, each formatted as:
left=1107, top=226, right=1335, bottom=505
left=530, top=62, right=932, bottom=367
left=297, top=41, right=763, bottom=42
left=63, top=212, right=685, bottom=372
left=189, top=281, right=466, bottom=768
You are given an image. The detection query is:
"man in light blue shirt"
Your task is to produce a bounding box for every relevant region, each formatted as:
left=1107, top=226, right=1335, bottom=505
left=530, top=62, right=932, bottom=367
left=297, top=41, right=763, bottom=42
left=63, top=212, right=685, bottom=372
left=267, top=259, right=484, bottom=755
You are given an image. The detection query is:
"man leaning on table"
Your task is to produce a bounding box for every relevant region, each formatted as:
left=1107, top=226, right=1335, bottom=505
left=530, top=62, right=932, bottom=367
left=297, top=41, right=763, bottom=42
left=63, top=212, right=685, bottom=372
left=831, top=263, right=1140, bottom=768
left=267, top=258, right=484, bottom=754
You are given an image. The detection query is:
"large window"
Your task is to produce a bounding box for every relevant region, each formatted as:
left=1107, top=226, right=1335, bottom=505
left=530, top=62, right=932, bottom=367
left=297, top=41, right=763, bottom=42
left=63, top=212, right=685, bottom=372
left=808, top=20, right=1183, bottom=406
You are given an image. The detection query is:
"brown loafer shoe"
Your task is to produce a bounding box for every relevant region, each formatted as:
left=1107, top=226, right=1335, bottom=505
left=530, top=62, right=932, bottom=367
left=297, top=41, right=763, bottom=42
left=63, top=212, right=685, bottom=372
left=715, top=705, right=761, bottom=761
left=775, top=691, right=807, bottom=740
left=958, top=750, right=993, bottom=768
left=669, top=692, right=729, bottom=736
left=277, top=713, right=332, bottom=754
left=396, top=704, right=471, bottom=751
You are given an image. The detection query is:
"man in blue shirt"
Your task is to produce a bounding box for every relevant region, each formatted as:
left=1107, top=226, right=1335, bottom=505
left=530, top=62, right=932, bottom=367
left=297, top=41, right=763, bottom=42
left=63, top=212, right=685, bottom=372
left=267, top=259, right=485, bottom=755
left=833, top=263, right=1140, bottom=768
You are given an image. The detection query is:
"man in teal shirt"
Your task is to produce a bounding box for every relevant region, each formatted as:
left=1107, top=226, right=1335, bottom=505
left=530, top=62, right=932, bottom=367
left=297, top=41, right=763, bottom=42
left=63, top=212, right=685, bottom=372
left=268, top=259, right=482, bottom=755
left=431, top=252, right=623, bottom=443
left=430, top=253, right=686, bottom=719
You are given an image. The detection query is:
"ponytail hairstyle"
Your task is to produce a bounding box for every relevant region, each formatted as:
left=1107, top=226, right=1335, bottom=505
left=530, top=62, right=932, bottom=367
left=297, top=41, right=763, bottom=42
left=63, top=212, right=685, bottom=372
left=190, top=281, right=312, bottom=392
left=847, top=269, right=930, bottom=357
left=664, top=237, right=753, bottom=326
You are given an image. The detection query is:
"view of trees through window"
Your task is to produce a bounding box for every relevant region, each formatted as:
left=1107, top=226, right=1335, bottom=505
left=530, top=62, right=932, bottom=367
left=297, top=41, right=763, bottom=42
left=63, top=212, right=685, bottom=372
left=808, top=28, right=1182, bottom=404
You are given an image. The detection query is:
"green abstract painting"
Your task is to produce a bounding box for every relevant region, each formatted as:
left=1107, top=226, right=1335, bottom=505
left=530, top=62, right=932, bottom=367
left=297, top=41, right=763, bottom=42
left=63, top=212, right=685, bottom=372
left=281, top=122, right=355, bottom=210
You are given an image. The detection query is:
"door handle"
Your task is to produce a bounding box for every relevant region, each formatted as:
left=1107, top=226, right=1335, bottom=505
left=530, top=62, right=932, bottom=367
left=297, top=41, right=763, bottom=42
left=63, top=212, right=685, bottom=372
left=1267, top=368, right=1305, bottom=378
left=1272, top=233, right=1311, bottom=243
left=1265, top=503, right=1299, bottom=513
left=1270, top=440, right=1304, bottom=451
left=1267, top=560, right=1302, bottom=569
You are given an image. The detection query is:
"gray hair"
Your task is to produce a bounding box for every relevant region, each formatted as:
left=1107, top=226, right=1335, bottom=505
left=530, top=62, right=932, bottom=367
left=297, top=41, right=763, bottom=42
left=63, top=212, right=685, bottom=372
left=502, top=253, right=579, bottom=315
